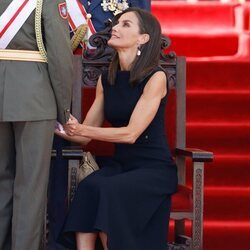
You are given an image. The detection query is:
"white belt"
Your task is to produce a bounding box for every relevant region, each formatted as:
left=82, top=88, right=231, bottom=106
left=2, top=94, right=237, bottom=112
left=0, top=49, right=47, bottom=63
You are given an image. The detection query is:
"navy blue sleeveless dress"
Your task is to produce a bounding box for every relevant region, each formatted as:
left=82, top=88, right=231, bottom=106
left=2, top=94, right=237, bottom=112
left=59, top=67, right=178, bottom=250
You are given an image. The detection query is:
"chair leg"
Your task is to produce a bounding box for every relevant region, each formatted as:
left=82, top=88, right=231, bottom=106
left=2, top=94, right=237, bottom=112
left=68, top=159, right=80, bottom=205
left=192, top=162, right=204, bottom=250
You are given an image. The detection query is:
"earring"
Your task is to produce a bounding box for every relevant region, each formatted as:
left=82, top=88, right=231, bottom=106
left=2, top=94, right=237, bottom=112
left=137, top=47, right=141, bottom=56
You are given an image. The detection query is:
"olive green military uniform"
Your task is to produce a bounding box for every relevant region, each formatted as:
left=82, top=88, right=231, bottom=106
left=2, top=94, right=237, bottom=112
left=0, top=0, right=73, bottom=249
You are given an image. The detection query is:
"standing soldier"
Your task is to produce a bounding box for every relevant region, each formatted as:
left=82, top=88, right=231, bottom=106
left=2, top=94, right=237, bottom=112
left=0, top=0, right=73, bottom=250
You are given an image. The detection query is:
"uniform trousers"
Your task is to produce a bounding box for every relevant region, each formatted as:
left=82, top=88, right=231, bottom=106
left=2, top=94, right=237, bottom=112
left=0, top=120, right=55, bottom=250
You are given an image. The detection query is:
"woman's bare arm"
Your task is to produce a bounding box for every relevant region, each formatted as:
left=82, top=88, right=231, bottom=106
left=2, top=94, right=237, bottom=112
left=65, top=71, right=167, bottom=144
left=56, top=76, right=105, bottom=145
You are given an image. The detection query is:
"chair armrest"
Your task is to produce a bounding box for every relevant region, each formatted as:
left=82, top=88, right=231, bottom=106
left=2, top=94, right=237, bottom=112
left=175, top=147, right=212, bottom=247
left=175, top=147, right=213, bottom=162
left=62, top=146, right=83, bottom=159
left=51, top=149, right=57, bottom=158
left=51, top=146, right=83, bottom=159
left=54, top=147, right=214, bottom=162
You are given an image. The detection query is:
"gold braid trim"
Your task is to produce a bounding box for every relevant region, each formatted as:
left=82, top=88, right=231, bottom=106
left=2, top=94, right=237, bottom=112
left=71, top=24, right=88, bottom=52
left=35, top=0, right=47, bottom=62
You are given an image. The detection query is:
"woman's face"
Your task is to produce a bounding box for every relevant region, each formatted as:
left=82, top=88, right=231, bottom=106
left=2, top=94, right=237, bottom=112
left=108, top=11, right=144, bottom=50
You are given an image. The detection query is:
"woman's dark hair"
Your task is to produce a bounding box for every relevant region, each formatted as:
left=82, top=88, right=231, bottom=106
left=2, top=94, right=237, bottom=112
left=108, top=7, right=162, bottom=85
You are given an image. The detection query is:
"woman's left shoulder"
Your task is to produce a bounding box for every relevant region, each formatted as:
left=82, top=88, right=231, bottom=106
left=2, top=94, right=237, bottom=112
left=152, top=66, right=167, bottom=76
left=144, top=66, right=167, bottom=80
left=146, top=66, right=167, bottom=82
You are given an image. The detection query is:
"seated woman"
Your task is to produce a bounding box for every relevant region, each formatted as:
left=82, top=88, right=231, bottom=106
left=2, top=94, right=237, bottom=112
left=56, top=7, right=178, bottom=250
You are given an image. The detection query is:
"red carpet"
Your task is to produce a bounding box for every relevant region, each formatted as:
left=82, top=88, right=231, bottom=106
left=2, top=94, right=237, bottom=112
left=152, top=1, right=250, bottom=249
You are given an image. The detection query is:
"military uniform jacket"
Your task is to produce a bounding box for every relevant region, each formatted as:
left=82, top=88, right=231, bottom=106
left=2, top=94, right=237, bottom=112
left=0, top=0, right=73, bottom=124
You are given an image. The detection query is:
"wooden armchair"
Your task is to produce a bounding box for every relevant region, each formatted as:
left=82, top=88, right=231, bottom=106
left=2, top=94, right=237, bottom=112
left=53, top=23, right=213, bottom=250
